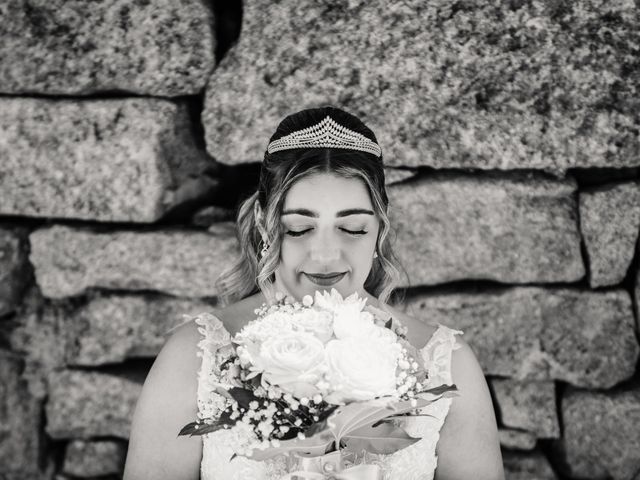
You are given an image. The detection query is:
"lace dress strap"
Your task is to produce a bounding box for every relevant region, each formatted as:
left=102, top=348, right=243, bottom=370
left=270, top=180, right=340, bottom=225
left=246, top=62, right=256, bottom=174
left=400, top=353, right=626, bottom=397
left=191, top=312, right=233, bottom=422
left=421, top=322, right=464, bottom=386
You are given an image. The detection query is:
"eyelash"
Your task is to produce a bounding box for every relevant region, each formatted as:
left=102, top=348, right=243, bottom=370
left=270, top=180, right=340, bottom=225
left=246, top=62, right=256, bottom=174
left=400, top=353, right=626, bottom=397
left=285, top=228, right=368, bottom=238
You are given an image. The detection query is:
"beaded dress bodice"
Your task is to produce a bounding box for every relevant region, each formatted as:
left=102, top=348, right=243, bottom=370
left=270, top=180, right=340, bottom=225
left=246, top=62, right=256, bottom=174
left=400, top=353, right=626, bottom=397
left=192, top=312, right=463, bottom=480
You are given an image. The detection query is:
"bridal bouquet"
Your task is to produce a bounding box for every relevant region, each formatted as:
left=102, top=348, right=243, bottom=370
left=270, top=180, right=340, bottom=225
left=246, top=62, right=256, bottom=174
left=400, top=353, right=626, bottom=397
left=179, top=289, right=457, bottom=478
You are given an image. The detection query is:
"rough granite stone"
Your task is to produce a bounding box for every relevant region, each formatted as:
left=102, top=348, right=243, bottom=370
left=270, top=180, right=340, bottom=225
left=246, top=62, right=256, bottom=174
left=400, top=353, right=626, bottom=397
left=9, top=287, right=73, bottom=373
left=499, top=428, right=537, bottom=451
left=203, top=0, right=640, bottom=171
left=405, top=287, right=639, bottom=388
left=388, top=171, right=584, bottom=286
left=0, top=97, right=217, bottom=223
left=63, top=439, right=126, bottom=477
left=29, top=223, right=239, bottom=298
left=0, top=226, right=30, bottom=317
left=0, top=353, right=43, bottom=475
left=551, top=385, right=640, bottom=480
left=580, top=181, right=640, bottom=287
left=491, top=379, right=559, bottom=438
left=503, top=450, right=558, bottom=480
left=0, top=0, right=215, bottom=96
left=67, top=293, right=214, bottom=365
left=45, top=370, right=142, bottom=439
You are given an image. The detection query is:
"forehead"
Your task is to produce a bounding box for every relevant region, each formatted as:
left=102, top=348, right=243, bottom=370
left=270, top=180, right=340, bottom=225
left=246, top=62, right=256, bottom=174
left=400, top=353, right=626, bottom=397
left=283, top=173, right=373, bottom=211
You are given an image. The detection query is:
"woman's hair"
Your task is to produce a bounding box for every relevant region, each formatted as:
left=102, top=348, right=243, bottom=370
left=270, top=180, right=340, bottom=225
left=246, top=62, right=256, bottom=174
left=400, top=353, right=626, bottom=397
left=214, top=105, right=403, bottom=307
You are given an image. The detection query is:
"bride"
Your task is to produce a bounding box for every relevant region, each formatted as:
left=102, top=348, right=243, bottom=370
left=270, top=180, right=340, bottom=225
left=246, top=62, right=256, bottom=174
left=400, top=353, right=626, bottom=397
left=123, top=106, right=504, bottom=479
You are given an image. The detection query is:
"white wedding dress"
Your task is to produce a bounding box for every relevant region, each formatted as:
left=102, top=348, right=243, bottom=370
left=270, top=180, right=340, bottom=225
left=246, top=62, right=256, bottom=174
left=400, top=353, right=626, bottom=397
left=192, top=312, right=463, bottom=480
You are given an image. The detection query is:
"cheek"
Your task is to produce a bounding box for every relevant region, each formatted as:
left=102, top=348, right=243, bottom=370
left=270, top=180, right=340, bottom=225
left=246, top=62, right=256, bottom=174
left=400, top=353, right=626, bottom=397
left=278, top=239, right=305, bottom=266
left=347, top=237, right=377, bottom=265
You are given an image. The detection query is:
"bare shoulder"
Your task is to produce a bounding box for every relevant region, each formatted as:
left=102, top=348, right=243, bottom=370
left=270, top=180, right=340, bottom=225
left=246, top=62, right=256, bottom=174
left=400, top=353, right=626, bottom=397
left=436, top=336, right=505, bottom=479
left=123, top=317, right=205, bottom=479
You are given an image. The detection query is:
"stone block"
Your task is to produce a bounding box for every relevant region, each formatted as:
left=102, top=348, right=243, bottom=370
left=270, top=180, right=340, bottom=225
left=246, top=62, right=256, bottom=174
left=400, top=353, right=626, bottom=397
left=388, top=172, right=584, bottom=286
left=45, top=370, right=142, bottom=439
left=492, top=379, right=559, bottom=438
left=0, top=97, right=216, bottom=222
left=67, top=293, right=214, bottom=365
left=551, top=385, right=640, bottom=480
left=62, top=439, right=126, bottom=477
left=29, top=223, right=238, bottom=298
left=503, top=450, right=558, bottom=480
left=405, top=287, right=639, bottom=388
left=580, top=181, right=640, bottom=287
left=0, top=0, right=215, bottom=96
left=499, top=428, right=537, bottom=451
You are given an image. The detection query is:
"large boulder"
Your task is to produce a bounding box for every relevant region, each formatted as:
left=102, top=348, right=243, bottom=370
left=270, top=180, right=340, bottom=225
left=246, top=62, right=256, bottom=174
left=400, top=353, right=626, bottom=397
left=0, top=0, right=215, bottom=96
left=203, top=0, right=639, bottom=171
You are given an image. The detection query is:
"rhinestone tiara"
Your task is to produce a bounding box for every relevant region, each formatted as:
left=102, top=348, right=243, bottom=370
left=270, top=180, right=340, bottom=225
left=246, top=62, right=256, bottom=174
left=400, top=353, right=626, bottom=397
left=267, top=115, right=382, bottom=157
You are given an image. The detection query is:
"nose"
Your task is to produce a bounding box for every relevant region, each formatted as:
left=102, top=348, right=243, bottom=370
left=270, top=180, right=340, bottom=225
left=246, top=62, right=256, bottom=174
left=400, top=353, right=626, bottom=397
left=309, top=230, right=341, bottom=263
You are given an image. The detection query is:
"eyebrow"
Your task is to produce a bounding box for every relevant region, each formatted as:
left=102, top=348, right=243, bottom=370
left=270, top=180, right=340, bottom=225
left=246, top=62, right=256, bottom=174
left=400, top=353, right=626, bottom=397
left=281, top=208, right=375, bottom=218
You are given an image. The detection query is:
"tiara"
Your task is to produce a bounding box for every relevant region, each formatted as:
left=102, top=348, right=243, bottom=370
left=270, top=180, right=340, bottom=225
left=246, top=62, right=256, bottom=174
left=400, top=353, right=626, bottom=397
left=267, top=115, right=382, bottom=157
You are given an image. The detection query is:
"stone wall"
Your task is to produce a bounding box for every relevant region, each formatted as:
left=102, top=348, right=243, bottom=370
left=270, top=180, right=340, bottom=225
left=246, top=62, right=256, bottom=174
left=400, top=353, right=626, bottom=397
left=1, top=1, right=639, bottom=479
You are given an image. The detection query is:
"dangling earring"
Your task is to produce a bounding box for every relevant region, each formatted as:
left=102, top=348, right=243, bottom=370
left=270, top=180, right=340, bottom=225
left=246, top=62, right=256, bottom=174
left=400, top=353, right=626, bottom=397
left=260, top=239, right=270, bottom=258
left=373, top=251, right=379, bottom=259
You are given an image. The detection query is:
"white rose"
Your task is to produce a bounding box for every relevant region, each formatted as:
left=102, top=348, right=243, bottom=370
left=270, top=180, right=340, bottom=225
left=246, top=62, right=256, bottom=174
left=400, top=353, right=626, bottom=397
left=237, top=313, right=296, bottom=344
left=324, top=337, right=401, bottom=403
left=292, top=308, right=334, bottom=343
left=253, top=331, right=327, bottom=398
left=332, top=306, right=375, bottom=340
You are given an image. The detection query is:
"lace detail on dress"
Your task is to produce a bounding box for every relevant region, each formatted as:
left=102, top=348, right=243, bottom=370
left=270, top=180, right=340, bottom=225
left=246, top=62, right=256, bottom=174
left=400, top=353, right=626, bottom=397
left=379, top=322, right=464, bottom=480
left=195, top=313, right=463, bottom=480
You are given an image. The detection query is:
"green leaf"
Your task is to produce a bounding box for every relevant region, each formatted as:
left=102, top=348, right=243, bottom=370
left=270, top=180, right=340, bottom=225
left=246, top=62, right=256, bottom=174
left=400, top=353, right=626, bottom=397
left=416, top=383, right=458, bottom=397
left=342, top=423, right=421, bottom=455
left=228, top=387, right=259, bottom=410
left=178, top=420, right=229, bottom=436
left=178, top=410, right=236, bottom=437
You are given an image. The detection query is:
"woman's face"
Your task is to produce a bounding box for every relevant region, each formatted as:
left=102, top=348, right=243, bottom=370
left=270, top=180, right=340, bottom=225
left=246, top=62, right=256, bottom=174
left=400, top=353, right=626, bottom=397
left=273, top=173, right=380, bottom=301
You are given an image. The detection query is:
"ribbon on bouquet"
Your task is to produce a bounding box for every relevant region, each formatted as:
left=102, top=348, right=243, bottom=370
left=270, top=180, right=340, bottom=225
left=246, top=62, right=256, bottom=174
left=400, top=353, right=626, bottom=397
left=280, top=451, right=381, bottom=480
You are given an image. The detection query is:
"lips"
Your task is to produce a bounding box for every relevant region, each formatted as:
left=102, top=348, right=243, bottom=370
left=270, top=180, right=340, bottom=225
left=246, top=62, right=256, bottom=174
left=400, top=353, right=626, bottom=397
left=304, top=272, right=347, bottom=286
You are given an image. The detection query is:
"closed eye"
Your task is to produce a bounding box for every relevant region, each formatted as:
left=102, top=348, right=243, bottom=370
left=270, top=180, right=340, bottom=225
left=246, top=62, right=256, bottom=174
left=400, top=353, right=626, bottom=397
left=342, top=229, right=368, bottom=236
left=284, top=228, right=368, bottom=237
